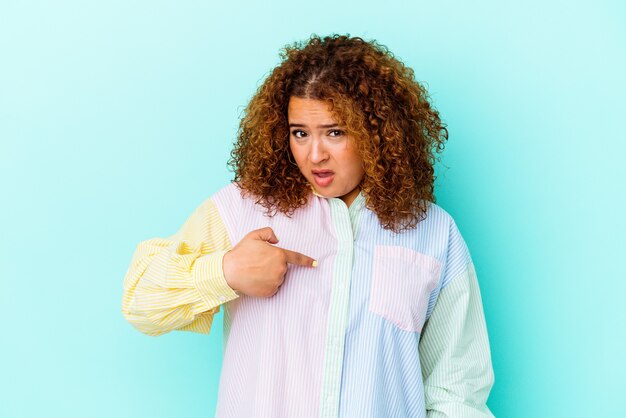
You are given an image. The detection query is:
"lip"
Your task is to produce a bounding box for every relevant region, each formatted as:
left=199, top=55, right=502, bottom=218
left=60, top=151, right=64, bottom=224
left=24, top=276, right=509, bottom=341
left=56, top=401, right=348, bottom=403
left=312, top=170, right=334, bottom=187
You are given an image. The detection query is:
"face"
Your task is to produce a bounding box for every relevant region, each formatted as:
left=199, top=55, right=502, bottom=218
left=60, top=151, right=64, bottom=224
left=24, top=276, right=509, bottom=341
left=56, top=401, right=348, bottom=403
left=288, top=96, right=366, bottom=207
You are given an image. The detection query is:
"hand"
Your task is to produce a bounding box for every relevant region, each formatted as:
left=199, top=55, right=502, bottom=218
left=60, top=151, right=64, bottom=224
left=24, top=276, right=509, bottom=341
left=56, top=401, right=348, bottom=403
left=222, top=227, right=317, bottom=298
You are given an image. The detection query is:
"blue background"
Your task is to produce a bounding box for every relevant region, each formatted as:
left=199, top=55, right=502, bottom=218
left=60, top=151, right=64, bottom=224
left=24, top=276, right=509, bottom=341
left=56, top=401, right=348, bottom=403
left=1, top=1, right=624, bottom=417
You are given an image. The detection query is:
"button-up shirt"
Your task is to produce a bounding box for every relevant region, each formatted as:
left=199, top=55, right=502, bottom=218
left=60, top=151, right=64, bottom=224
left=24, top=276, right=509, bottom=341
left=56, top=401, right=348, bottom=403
left=121, top=182, right=495, bottom=417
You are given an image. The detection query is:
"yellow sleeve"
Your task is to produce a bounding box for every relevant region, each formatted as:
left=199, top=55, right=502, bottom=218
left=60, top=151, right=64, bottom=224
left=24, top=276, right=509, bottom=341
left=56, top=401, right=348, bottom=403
left=121, top=197, right=239, bottom=337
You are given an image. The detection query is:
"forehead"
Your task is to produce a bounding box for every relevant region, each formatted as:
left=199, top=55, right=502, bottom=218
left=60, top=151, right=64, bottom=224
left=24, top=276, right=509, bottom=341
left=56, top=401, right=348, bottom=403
left=287, top=96, right=336, bottom=122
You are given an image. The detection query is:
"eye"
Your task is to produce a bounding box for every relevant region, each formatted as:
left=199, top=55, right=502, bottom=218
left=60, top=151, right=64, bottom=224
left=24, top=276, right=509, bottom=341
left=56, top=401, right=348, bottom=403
left=291, top=130, right=307, bottom=138
left=328, top=129, right=344, bottom=137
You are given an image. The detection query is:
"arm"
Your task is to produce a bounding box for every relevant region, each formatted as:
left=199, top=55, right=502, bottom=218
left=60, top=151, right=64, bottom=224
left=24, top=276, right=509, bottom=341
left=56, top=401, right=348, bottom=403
left=418, top=261, right=495, bottom=417
left=121, top=197, right=239, bottom=337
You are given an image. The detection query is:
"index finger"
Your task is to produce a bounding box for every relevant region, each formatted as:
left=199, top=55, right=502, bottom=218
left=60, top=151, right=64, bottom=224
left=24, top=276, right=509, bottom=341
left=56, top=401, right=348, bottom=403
left=281, top=248, right=318, bottom=268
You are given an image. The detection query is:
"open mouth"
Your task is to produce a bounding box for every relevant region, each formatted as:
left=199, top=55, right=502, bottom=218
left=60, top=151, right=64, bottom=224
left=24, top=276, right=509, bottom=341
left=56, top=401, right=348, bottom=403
left=312, top=170, right=334, bottom=187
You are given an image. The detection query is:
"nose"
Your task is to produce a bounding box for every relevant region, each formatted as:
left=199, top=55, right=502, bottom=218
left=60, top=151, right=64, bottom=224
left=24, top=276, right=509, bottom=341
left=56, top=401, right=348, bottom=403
left=310, top=137, right=329, bottom=164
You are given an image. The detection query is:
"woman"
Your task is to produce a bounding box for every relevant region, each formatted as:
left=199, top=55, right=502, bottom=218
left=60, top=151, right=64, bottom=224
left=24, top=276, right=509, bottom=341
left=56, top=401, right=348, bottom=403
left=122, top=34, right=495, bottom=417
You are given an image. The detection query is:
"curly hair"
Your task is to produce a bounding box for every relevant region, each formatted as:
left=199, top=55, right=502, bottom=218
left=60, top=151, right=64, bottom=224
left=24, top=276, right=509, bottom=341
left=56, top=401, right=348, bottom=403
left=228, top=33, right=448, bottom=232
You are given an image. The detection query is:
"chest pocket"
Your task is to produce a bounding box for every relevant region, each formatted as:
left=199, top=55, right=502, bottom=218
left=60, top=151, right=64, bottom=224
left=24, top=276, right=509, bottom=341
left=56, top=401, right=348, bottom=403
left=369, top=245, right=442, bottom=333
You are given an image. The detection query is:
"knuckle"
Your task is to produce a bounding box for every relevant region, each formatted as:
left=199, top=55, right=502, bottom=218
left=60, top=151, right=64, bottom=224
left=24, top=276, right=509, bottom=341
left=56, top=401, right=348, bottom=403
left=275, top=251, right=288, bottom=265
left=271, top=275, right=283, bottom=288
left=277, top=264, right=288, bottom=276
left=263, top=286, right=278, bottom=298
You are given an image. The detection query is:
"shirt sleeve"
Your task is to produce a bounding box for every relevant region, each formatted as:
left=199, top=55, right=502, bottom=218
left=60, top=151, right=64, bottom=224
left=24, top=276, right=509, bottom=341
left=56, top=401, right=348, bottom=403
left=121, top=197, right=240, bottom=337
left=418, top=261, right=495, bottom=417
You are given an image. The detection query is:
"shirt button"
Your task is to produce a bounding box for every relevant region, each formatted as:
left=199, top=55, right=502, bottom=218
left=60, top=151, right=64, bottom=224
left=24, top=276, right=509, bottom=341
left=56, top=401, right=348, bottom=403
left=219, top=296, right=226, bottom=302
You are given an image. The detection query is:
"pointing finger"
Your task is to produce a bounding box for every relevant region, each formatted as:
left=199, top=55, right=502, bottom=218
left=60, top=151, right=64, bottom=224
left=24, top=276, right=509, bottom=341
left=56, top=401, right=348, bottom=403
left=281, top=248, right=317, bottom=268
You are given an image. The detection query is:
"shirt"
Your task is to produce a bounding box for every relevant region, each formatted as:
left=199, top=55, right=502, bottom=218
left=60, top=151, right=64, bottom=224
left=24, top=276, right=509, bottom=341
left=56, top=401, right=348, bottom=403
left=121, top=182, right=495, bottom=417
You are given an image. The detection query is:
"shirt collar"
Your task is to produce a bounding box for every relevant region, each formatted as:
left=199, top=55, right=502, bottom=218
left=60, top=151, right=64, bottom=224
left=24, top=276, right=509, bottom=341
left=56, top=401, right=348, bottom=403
left=349, top=190, right=366, bottom=212
left=309, top=182, right=323, bottom=197
left=308, top=182, right=366, bottom=211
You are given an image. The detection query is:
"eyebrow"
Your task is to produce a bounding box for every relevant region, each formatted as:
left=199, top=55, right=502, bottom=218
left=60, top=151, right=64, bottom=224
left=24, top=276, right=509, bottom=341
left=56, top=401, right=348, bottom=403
left=288, top=123, right=340, bottom=129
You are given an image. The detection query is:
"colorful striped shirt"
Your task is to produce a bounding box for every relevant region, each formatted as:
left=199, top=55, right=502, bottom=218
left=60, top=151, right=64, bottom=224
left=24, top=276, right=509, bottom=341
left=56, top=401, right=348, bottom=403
left=121, top=182, right=495, bottom=417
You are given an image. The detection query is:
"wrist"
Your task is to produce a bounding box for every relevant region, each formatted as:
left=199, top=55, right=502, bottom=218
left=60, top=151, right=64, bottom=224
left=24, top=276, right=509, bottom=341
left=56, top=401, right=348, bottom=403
left=222, top=250, right=239, bottom=292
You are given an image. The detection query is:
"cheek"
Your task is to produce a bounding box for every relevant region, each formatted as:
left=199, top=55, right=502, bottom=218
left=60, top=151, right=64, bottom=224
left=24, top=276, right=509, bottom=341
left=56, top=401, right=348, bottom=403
left=351, top=163, right=366, bottom=183
left=291, top=155, right=311, bottom=180
left=345, top=152, right=365, bottom=177
left=289, top=142, right=305, bottom=166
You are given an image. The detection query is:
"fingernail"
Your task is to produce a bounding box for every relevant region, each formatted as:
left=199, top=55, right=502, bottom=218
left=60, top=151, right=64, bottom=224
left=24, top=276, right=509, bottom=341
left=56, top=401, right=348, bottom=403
left=312, top=260, right=318, bottom=267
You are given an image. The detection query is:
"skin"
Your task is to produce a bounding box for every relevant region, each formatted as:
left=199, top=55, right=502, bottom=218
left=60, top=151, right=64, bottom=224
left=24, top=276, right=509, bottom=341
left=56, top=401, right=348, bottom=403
left=223, top=96, right=366, bottom=297
left=288, top=96, right=366, bottom=208
left=223, top=227, right=315, bottom=297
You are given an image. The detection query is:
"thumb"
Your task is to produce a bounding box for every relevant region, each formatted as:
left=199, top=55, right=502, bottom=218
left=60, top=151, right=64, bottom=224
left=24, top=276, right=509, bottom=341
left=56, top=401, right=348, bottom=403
left=251, top=226, right=279, bottom=244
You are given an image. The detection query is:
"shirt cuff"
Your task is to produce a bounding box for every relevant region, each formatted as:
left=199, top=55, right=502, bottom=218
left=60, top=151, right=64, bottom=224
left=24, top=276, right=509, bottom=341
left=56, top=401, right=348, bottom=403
left=193, top=250, right=240, bottom=309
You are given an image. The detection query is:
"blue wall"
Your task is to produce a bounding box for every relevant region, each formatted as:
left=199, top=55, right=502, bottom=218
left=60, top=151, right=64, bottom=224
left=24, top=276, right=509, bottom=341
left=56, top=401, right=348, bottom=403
left=1, top=1, right=624, bottom=417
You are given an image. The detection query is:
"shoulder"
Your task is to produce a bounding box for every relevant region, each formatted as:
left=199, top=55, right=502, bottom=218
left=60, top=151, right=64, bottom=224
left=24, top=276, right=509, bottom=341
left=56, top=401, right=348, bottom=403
left=212, top=181, right=243, bottom=201
left=210, top=181, right=260, bottom=208
left=418, top=200, right=456, bottom=234
left=425, top=201, right=453, bottom=221
left=425, top=201, right=467, bottom=244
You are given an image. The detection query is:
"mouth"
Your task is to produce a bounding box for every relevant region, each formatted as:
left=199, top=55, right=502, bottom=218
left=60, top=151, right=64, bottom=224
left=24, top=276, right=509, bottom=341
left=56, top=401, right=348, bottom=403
left=312, top=170, right=335, bottom=187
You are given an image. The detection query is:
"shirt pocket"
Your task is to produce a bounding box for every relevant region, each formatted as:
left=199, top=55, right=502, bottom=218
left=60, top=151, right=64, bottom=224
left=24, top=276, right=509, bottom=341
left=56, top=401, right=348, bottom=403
left=369, top=245, right=442, bottom=333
